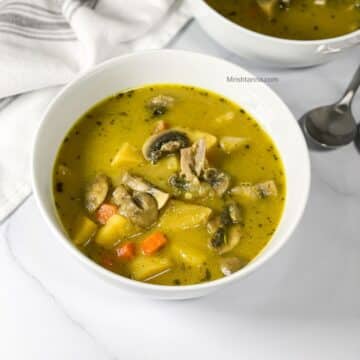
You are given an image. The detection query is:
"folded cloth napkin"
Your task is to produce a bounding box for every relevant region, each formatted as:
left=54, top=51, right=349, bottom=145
left=0, top=0, right=191, bottom=222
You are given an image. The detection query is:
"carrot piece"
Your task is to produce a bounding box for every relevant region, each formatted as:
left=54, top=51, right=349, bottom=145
left=95, top=203, right=118, bottom=225
left=115, top=242, right=136, bottom=261
left=141, top=231, right=168, bottom=255
left=100, top=254, right=114, bottom=269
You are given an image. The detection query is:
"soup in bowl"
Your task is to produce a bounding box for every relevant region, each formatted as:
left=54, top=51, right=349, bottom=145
left=32, top=50, right=310, bottom=299
left=53, top=84, right=286, bottom=285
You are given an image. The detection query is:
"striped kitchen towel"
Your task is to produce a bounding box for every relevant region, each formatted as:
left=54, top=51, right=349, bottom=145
left=0, top=0, right=191, bottom=222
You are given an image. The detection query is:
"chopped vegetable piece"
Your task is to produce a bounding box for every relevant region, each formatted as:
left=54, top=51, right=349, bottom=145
left=130, top=255, right=172, bottom=281
left=171, top=241, right=206, bottom=267
left=116, top=242, right=136, bottom=260
left=100, top=254, right=115, bottom=269
left=158, top=200, right=212, bottom=231
left=72, top=215, right=98, bottom=245
left=162, top=155, right=179, bottom=172
left=111, top=142, right=143, bottom=168
left=95, top=203, right=118, bottom=225
left=141, top=231, right=168, bottom=255
left=95, top=214, right=138, bottom=248
left=220, top=136, right=250, bottom=154
left=231, top=182, right=258, bottom=201
left=232, top=180, right=278, bottom=202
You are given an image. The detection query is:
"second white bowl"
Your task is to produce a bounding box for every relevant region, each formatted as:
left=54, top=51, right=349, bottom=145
left=191, top=0, right=360, bottom=68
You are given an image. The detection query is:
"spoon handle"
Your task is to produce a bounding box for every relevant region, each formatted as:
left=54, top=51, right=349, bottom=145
left=339, top=65, right=360, bottom=106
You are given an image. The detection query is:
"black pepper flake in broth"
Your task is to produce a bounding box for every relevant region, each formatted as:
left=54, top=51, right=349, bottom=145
left=56, top=182, right=63, bottom=193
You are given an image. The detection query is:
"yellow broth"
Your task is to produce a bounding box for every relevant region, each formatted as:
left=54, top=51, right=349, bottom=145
left=53, top=84, right=286, bottom=286
left=205, top=0, right=360, bottom=40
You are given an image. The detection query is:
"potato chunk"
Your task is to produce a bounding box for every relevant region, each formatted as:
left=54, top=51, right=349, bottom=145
left=111, top=142, right=143, bottom=168
left=220, top=136, right=250, bottom=154
left=232, top=180, right=278, bottom=202
left=162, top=155, right=179, bottom=172
left=95, top=214, right=138, bottom=248
left=72, top=215, right=98, bottom=245
left=232, top=182, right=258, bottom=201
left=152, top=155, right=179, bottom=177
left=171, top=241, right=206, bottom=267
left=130, top=255, right=172, bottom=281
left=159, top=200, right=212, bottom=231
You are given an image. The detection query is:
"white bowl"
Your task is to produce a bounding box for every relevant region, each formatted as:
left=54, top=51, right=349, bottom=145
left=191, top=0, right=360, bottom=68
left=32, top=50, right=310, bottom=299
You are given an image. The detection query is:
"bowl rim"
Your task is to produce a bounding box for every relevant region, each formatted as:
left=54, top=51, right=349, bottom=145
left=196, top=0, right=360, bottom=45
left=32, top=49, right=311, bottom=294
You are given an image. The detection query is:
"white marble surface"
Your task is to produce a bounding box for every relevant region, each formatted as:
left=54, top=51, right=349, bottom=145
left=1, top=20, right=360, bottom=360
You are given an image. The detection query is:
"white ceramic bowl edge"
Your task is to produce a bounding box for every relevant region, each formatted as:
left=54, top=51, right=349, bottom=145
left=32, top=50, right=311, bottom=299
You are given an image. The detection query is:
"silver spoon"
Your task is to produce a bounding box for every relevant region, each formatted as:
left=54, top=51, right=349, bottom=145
left=301, top=65, right=360, bottom=148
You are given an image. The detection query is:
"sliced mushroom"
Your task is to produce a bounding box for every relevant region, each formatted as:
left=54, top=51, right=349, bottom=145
left=169, top=138, right=208, bottom=194
left=130, top=192, right=158, bottom=228
left=227, top=202, right=243, bottom=224
left=209, top=224, right=242, bottom=255
left=112, top=185, right=158, bottom=228
left=207, top=216, right=222, bottom=235
left=256, top=180, right=278, bottom=198
left=121, top=172, right=169, bottom=209
left=180, top=138, right=208, bottom=179
left=210, top=227, right=227, bottom=250
left=203, top=168, right=231, bottom=197
left=111, top=184, right=131, bottom=206
left=180, top=147, right=197, bottom=182
left=168, top=174, right=188, bottom=192
left=147, top=95, right=175, bottom=117
left=142, top=129, right=190, bottom=164
left=219, top=208, right=232, bottom=227
left=84, top=174, right=110, bottom=213
left=192, top=138, right=207, bottom=177
left=208, top=202, right=242, bottom=235
left=168, top=139, right=230, bottom=199
left=177, top=141, right=215, bottom=198
left=220, top=257, right=247, bottom=276
left=219, top=224, right=242, bottom=255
